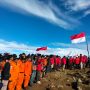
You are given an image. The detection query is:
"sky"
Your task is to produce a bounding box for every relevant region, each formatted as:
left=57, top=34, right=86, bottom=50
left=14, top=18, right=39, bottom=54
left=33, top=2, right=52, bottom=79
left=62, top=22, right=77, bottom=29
left=0, top=0, right=90, bottom=56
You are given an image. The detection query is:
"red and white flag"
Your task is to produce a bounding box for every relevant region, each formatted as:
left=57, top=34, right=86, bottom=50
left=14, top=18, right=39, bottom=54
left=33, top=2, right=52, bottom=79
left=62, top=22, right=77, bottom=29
left=71, top=32, right=86, bottom=43
left=36, top=47, right=47, bottom=51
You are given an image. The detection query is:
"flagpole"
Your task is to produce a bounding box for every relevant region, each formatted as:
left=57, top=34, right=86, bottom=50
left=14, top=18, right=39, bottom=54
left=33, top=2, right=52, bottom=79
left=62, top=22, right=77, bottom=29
left=86, top=37, right=89, bottom=57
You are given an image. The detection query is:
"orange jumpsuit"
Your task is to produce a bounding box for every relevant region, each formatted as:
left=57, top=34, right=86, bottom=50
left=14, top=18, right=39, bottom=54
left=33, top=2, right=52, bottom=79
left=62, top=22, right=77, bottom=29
left=24, top=60, right=32, bottom=88
left=8, top=60, right=19, bottom=90
left=16, top=60, right=25, bottom=90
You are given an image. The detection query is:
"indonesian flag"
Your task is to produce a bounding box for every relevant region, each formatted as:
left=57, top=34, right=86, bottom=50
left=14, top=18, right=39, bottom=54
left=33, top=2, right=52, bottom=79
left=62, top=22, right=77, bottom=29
left=71, top=32, right=86, bottom=43
left=36, top=47, right=47, bottom=51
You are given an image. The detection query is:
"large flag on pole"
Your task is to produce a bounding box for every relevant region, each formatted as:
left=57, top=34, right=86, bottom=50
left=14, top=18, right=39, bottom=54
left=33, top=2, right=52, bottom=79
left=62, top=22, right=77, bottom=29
left=36, top=47, right=47, bottom=51
left=71, top=32, right=86, bottom=43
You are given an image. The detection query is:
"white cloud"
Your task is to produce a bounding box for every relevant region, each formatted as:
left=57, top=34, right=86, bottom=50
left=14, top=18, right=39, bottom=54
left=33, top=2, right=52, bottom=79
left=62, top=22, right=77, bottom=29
left=48, top=1, right=80, bottom=28
left=51, top=42, right=90, bottom=50
left=65, top=0, right=90, bottom=11
left=84, top=10, right=90, bottom=16
left=0, top=39, right=37, bottom=54
left=0, top=39, right=89, bottom=56
left=50, top=42, right=90, bottom=56
left=0, top=0, right=80, bottom=29
left=31, top=47, right=88, bottom=56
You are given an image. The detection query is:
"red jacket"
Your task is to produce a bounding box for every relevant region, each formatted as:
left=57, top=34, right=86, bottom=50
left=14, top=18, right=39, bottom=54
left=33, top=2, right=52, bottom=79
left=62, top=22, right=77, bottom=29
left=55, top=57, right=61, bottom=65
left=37, top=59, right=42, bottom=64
left=50, top=58, right=54, bottom=65
left=75, top=57, right=80, bottom=64
left=37, top=64, right=42, bottom=71
left=62, top=57, right=66, bottom=65
left=69, top=57, right=73, bottom=64
left=82, top=56, right=88, bottom=63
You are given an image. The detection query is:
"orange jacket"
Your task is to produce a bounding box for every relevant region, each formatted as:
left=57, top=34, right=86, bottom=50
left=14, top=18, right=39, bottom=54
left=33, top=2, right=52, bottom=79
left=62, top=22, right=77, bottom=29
left=9, top=60, right=19, bottom=81
left=17, top=60, right=25, bottom=73
left=43, top=58, right=47, bottom=66
left=24, top=60, right=32, bottom=76
left=1, top=60, right=6, bottom=69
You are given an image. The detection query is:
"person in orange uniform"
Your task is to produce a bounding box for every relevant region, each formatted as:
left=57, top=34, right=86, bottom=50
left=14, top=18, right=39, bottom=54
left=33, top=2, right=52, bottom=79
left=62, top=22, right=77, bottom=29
left=8, top=54, right=19, bottom=90
left=24, top=55, right=32, bottom=90
left=16, top=54, right=25, bottom=90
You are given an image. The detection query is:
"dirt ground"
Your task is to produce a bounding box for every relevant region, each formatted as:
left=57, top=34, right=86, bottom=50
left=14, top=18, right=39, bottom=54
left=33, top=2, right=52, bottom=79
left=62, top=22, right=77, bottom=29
left=27, top=68, right=90, bottom=90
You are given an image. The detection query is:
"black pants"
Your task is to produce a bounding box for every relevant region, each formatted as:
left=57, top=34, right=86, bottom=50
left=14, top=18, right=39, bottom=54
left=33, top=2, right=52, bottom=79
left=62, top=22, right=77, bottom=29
left=76, top=64, right=80, bottom=69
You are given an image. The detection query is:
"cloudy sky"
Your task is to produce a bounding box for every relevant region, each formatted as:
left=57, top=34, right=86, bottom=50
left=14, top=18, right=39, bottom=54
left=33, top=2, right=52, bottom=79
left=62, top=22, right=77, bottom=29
left=0, top=0, right=90, bottom=56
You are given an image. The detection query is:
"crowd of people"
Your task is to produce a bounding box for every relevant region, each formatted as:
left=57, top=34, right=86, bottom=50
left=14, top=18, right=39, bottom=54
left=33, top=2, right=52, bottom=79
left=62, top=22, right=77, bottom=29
left=0, top=53, right=90, bottom=90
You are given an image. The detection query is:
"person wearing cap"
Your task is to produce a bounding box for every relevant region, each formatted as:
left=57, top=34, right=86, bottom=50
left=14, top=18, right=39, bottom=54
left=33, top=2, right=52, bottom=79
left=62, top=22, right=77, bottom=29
left=8, top=55, right=19, bottom=90
left=24, top=55, right=32, bottom=90
left=16, top=54, right=25, bottom=90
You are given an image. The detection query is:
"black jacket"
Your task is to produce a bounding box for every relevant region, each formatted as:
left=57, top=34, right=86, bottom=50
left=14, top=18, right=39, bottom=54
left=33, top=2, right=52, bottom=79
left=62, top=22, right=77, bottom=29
left=2, top=62, right=10, bottom=80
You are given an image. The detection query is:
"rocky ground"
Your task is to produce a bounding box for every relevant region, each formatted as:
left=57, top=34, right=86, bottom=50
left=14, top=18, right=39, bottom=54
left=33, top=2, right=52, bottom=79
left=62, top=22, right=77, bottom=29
left=27, top=68, right=90, bottom=90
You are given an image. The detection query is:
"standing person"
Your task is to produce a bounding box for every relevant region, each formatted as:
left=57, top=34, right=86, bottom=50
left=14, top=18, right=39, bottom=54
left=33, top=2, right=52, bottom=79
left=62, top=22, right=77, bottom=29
left=50, top=55, right=55, bottom=71
left=62, top=56, right=66, bottom=71
left=73, top=56, right=76, bottom=69
left=55, top=56, right=61, bottom=70
left=0, top=57, right=3, bottom=89
left=53, top=55, right=56, bottom=71
left=75, top=56, right=80, bottom=69
left=30, top=55, right=37, bottom=86
left=16, top=54, right=25, bottom=90
left=80, top=54, right=83, bottom=69
left=69, top=56, right=74, bottom=70
left=24, top=55, right=32, bottom=90
left=88, top=57, right=90, bottom=68
left=86, top=56, right=90, bottom=68
left=82, top=55, right=88, bottom=69
left=66, top=56, right=69, bottom=69
left=8, top=55, right=19, bottom=90
left=43, top=56, right=48, bottom=76
left=1, top=55, right=10, bottom=90
left=0, top=66, right=3, bottom=89
left=40, top=56, right=44, bottom=78
left=46, top=56, right=51, bottom=73
left=36, top=56, right=43, bottom=84
left=41, top=56, right=47, bottom=77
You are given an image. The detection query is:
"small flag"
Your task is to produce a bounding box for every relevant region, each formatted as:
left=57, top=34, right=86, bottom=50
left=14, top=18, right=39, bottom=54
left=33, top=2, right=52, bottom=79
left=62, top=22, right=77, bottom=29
left=36, top=47, right=47, bottom=51
left=71, top=32, right=86, bottom=43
